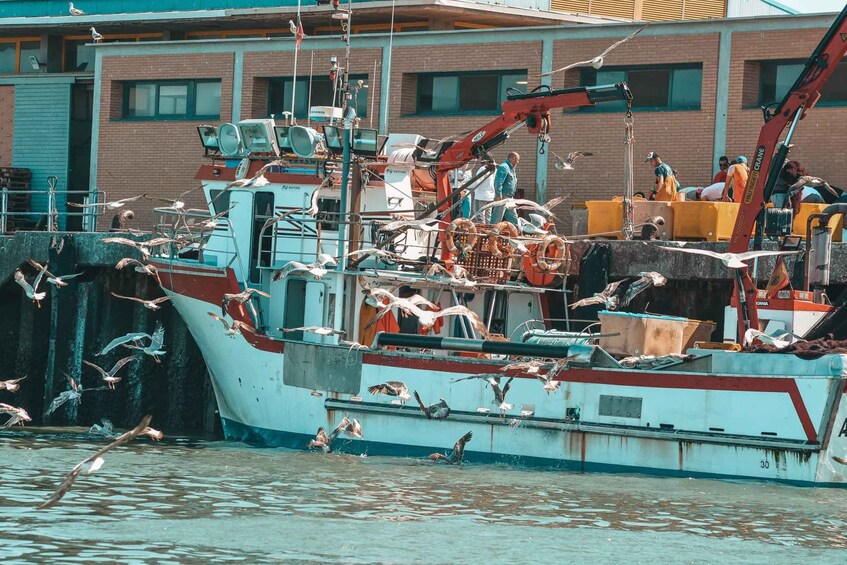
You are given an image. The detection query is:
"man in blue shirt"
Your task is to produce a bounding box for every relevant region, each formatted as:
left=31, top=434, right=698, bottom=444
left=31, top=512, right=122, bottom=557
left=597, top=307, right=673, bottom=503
left=492, top=151, right=520, bottom=225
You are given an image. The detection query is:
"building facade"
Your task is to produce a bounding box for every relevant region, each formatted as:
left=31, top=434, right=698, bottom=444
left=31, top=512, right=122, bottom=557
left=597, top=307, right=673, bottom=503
left=0, top=4, right=845, bottom=232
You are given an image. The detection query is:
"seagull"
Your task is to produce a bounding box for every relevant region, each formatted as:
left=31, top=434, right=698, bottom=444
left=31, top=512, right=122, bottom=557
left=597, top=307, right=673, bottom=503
left=115, top=257, right=161, bottom=281
left=88, top=418, right=116, bottom=438
left=487, top=376, right=514, bottom=412
left=68, top=194, right=145, bottom=210
left=38, top=414, right=161, bottom=510
left=27, top=260, right=84, bottom=288
left=620, top=271, right=667, bottom=308
left=342, top=248, right=408, bottom=263
left=90, top=27, right=103, bottom=43
left=305, top=179, right=330, bottom=217
left=424, top=264, right=477, bottom=287
left=272, top=254, right=338, bottom=281
left=341, top=417, right=364, bottom=440
left=570, top=279, right=628, bottom=310
left=122, top=322, right=166, bottom=362
left=367, top=381, right=411, bottom=403
left=429, top=431, right=472, bottom=465
left=0, top=376, right=26, bottom=393
left=111, top=292, right=171, bottom=311
left=378, top=217, right=442, bottom=233
left=500, top=360, right=546, bottom=374
left=223, top=175, right=271, bottom=190
left=223, top=288, right=271, bottom=305
left=68, top=2, right=84, bottom=16
left=542, top=25, right=646, bottom=77
left=208, top=312, right=257, bottom=338
left=472, top=197, right=565, bottom=222
left=97, top=330, right=153, bottom=356
left=655, top=246, right=799, bottom=269
left=789, top=175, right=840, bottom=199
left=0, top=403, right=31, bottom=427
left=365, top=288, right=487, bottom=337
left=413, top=391, right=451, bottom=420
left=46, top=374, right=84, bottom=416
left=289, top=19, right=298, bottom=35
left=552, top=151, right=594, bottom=171
left=103, top=237, right=153, bottom=260
left=15, top=266, right=48, bottom=307
left=196, top=207, right=235, bottom=231
left=536, top=371, right=561, bottom=394
left=307, top=418, right=348, bottom=453
left=278, top=326, right=345, bottom=337
left=82, top=355, right=139, bottom=389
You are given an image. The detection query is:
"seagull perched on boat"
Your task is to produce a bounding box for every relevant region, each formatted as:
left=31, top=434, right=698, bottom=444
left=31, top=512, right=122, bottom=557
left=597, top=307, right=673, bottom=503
left=655, top=245, right=799, bottom=269
left=552, top=151, right=594, bottom=171
left=90, top=27, right=103, bottom=43
left=27, top=259, right=84, bottom=288
left=14, top=266, right=48, bottom=307
left=68, top=195, right=146, bottom=211
left=97, top=329, right=154, bottom=356
left=278, top=326, right=345, bottom=337
left=110, top=292, right=171, bottom=311
left=38, top=414, right=161, bottom=510
left=272, top=254, right=338, bottom=281
left=0, top=376, right=26, bottom=393
left=487, top=376, right=514, bottom=413
left=367, top=381, right=411, bottom=403
left=208, top=312, right=257, bottom=338
left=472, top=197, right=565, bottom=222
left=0, top=403, right=31, bottom=427
left=83, top=355, right=138, bottom=389
left=429, top=431, right=472, bottom=465
left=413, top=391, right=451, bottom=420
left=68, top=2, right=84, bottom=16
left=542, top=26, right=646, bottom=77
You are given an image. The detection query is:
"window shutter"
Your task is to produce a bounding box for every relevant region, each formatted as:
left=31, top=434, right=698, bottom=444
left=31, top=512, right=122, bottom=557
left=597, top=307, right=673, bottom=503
left=682, top=0, right=726, bottom=19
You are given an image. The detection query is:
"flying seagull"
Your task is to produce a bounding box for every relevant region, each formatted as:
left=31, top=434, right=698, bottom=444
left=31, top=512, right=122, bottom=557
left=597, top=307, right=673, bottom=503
left=536, top=371, right=561, bottom=394
left=115, top=258, right=161, bottom=282
left=272, top=254, right=338, bottom=281
left=68, top=2, right=84, bottom=16
left=570, top=279, right=628, bottom=310
left=38, top=414, right=162, bottom=510
left=367, top=381, right=411, bottom=403
left=307, top=418, right=349, bottom=453
left=14, top=266, right=48, bottom=307
left=472, top=197, right=565, bottom=222
left=0, top=403, right=31, bottom=427
left=542, top=26, right=646, bottom=77
left=223, top=288, right=271, bottom=306
left=45, top=373, right=110, bottom=416
left=97, top=330, right=153, bottom=356
left=378, top=217, right=442, bottom=233
left=789, top=175, right=840, bottom=199
left=655, top=246, right=799, bottom=269
left=0, top=376, right=26, bottom=393
left=429, top=431, right=472, bottom=465
left=208, top=312, right=257, bottom=338
left=278, top=326, right=345, bottom=337
left=413, top=391, right=451, bottom=420
left=110, top=292, right=171, bottom=311
left=82, top=355, right=139, bottom=389
left=487, top=376, right=515, bottom=412
left=68, top=194, right=145, bottom=210
left=27, top=260, right=84, bottom=288
left=619, top=271, right=667, bottom=308
left=552, top=151, right=594, bottom=171
left=122, top=322, right=166, bottom=362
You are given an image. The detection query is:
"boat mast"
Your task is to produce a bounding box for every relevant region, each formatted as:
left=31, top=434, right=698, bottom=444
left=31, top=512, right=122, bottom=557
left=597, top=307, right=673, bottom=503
left=335, top=0, right=353, bottom=265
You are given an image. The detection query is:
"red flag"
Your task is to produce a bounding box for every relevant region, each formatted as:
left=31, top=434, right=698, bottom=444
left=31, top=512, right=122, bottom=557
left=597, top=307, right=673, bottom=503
left=765, top=256, right=792, bottom=298
left=289, top=19, right=306, bottom=50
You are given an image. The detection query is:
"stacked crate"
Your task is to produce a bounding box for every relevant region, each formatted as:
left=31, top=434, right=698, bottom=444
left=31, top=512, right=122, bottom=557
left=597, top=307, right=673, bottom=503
left=0, top=167, right=32, bottom=232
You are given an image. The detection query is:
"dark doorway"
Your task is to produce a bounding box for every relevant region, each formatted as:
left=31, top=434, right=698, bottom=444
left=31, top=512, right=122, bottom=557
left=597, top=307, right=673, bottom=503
left=67, top=81, right=93, bottom=231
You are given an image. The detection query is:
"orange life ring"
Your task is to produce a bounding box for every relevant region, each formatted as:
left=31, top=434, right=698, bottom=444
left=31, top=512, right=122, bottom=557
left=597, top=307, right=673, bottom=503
left=536, top=235, right=568, bottom=271
left=446, top=218, right=477, bottom=256
left=486, top=222, right=519, bottom=257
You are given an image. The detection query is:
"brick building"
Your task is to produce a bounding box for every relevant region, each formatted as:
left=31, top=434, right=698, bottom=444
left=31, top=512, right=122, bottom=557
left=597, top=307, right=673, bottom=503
left=0, top=2, right=844, bottom=231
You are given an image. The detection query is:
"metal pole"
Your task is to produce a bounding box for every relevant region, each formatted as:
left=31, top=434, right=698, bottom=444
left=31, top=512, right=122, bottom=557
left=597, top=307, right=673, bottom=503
left=290, top=0, right=302, bottom=120
left=380, top=0, right=396, bottom=136
left=336, top=0, right=353, bottom=265
left=0, top=185, right=7, bottom=233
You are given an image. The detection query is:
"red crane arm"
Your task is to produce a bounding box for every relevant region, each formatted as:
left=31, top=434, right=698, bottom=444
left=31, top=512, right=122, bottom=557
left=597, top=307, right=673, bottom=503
left=431, top=83, right=632, bottom=258
left=729, top=5, right=847, bottom=340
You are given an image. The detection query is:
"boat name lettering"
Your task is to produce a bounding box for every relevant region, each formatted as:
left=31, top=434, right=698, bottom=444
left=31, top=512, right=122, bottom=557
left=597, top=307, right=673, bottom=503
left=280, top=184, right=299, bottom=190
left=839, top=417, right=847, bottom=437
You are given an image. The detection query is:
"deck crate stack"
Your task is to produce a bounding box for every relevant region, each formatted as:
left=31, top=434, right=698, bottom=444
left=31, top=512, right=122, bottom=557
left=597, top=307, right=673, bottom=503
left=0, top=167, right=32, bottom=232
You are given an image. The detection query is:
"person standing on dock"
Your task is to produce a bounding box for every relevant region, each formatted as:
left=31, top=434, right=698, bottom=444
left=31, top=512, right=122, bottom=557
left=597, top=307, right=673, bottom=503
left=713, top=156, right=729, bottom=184
left=646, top=152, right=678, bottom=201
left=722, top=156, right=749, bottom=203
left=492, top=152, right=520, bottom=225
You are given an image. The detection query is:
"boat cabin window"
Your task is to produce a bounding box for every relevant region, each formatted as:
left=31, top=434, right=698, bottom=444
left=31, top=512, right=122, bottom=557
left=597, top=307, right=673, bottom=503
left=316, top=198, right=341, bottom=231
left=208, top=189, right=231, bottom=216
left=283, top=279, right=307, bottom=340
left=251, top=192, right=275, bottom=282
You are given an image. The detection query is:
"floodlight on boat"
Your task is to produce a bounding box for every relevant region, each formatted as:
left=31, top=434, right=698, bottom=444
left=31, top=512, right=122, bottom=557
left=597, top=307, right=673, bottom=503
left=289, top=125, right=322, bottom=158
left=274, top=125, right=293, bottom=152
left=322, top=125, right=342, bottom=154
left=196, top=125, right=219, bottom=151
left=217, top=123, right=243, bottom=157
left=237, top=119, right=279, bottom=156
left=351, top=128, right=378, bottom=157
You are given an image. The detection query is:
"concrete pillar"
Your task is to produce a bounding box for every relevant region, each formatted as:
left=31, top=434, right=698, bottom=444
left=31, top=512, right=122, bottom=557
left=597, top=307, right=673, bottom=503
left=65, top=280, right=91, bottom=424
left=124, top=275, right=150, bottom=424
left=536, top=38, right=554, bottom=204
left=41, top=34, right=63, bottom=73
left=164, top=308, right=189, bottom=430
left=713, top=31, right=732, bottom=171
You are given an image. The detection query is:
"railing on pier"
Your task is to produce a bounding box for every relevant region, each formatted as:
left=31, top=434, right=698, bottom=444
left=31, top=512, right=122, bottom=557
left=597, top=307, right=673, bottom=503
left=0, top=186, right=106, bottom=233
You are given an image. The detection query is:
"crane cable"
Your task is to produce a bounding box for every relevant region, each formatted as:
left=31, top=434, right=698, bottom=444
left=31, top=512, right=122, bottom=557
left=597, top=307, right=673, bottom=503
left=622, top=102, right=635, bottom=240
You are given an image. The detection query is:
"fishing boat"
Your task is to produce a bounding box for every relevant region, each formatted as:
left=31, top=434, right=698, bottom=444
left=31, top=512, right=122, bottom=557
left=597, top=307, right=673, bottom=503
left=146, top=9, right=847, bottom=486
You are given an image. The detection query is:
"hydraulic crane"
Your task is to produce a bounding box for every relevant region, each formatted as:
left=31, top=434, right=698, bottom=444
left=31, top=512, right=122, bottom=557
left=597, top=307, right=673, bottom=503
left=729, top=4, right=847, bottom=340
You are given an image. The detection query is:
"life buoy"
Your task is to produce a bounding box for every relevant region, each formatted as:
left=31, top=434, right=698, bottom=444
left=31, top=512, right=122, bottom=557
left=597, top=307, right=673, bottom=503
left=536, top=235, right=568, bottom=271
left=486, top=222, right=519, bottom=257
left=446, top=218, right=477, bottom=256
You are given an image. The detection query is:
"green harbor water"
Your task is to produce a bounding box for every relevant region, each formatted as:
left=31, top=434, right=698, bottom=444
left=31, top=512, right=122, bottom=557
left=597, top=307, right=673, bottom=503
left=1, top=427, right=846, bottom=563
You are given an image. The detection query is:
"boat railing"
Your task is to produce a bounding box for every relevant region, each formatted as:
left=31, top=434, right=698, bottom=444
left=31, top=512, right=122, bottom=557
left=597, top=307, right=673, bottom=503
left=0, top=186, right=106, bottom=232
left=152, top=207, right=248, bottom=275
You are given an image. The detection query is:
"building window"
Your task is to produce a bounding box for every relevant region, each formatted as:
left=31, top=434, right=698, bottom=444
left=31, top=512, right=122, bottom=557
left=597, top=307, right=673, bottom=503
left=64, top=40, right=95, bottom=72
left=759, top=60, right=847, bottom=106
left=0, top=43, right=16, bottom=73
left=0, top=39, right=42, bottom=74
left=122, top=80, right=221, bottom=120
left=19, top=41, right=41, bottom=74
left=267, top=75, right=368, bottom=119
left=414, top=70, right=527, bottom=115
left=581, top=64, right=702, bottom=111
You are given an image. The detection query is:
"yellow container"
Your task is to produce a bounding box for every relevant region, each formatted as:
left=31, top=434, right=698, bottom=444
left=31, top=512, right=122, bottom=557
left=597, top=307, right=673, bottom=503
left=793, top=203, right=843, bottom=241
left=585, top=200, right=623, bottom=238
left=671, top=201, right=739, bottom=241
left=633, top=200, right=674, bottom=240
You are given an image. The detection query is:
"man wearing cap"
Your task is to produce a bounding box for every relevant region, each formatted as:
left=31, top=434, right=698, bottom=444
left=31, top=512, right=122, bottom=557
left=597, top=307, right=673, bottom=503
left=722, top=156, right=749, bottom=203
left=646, top=152, right=678, bottom=202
